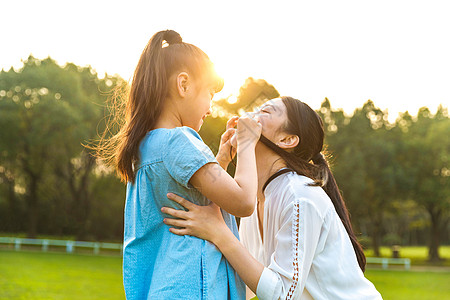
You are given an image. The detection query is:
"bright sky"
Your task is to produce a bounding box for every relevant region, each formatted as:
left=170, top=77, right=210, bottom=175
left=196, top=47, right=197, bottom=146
left=1, top=0, right=449, bottom=121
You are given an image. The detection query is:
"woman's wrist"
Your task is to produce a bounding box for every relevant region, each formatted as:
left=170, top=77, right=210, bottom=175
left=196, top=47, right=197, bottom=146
left=211, top=223, right=234, bottom=249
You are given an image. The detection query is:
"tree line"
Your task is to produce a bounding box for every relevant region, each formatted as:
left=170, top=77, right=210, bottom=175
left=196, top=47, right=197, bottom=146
left=0, top=57, right=448, bottom=261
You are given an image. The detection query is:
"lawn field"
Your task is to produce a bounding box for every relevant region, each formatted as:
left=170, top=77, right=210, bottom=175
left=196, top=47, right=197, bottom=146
left=1, top=250, right=449, bottom=299
left=365, top=269, right=450, bottom=299
left=0, top=251, right=124, bottom=299
left=365, top=246, right=450, bottom=266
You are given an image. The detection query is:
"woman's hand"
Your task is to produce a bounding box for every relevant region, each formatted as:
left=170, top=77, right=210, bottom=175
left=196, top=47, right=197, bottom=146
left=216, top=116, right=238, bottom=167
left=162, top=193, right=229, bottom=245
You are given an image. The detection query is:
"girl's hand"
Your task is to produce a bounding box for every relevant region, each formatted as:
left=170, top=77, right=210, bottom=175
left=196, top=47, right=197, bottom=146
left=216, top=116, right=239, bottom=165
left=235, top=113, right=262, bottom=149
left=162, top=193, right=229, bottom=245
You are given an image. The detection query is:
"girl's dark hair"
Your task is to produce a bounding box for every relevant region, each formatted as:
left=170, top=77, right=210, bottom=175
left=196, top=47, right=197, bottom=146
left=97, top=30, right=223, bottom=183
left=259, top=96, right=366, bottom=272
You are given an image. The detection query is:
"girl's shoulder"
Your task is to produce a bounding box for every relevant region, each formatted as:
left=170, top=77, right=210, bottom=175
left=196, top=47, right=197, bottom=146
left=136, top=126, right=216, bottom=181
left=170, top=126, right=204, bottom=143
left=140, top=126, right=206, bottom=156
left=165, top=126, right=213, bottom=157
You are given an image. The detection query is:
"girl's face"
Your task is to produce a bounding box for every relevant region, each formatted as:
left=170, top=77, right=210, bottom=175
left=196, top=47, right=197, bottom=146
left=184, top=78, right=215, bottom=132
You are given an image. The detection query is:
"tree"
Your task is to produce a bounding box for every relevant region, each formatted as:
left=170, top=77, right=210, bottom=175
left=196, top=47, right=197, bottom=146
left=320, top=99, right=402, bottom=256
left=0, top=56, right=125, bottom=239
left=400, top=106, right=450, bottom=261
left=213, top=77, right=279, bottom=117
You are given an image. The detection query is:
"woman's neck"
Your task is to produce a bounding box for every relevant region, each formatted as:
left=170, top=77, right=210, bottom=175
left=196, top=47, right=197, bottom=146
left=255, top=144, right=287, bottom=203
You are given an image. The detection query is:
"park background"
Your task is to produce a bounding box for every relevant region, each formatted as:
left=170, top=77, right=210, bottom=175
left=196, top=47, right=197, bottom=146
left=0, top=0, right=449, bottom=299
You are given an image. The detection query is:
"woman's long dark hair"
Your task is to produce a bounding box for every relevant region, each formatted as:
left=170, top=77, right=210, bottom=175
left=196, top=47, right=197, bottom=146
left=259, top=96, right=366, bottom=272
left=95, top=30, right=222, bottom=183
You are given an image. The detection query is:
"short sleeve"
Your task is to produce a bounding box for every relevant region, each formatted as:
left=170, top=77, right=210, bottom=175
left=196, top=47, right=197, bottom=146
left=163, top=126, right=218, bottom=189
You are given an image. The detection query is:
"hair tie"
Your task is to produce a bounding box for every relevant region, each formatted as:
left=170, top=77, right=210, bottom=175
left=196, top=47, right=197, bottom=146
left=163, top=30, right=182, bottom=46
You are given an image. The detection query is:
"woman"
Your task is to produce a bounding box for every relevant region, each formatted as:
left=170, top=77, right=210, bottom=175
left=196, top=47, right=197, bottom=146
left=162, top=97, right=382, bottom=299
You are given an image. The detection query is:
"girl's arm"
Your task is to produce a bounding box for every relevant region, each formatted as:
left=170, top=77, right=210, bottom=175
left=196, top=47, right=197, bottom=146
left=161, top=193, right=264, bottom=293
left=190, top=115, right=261, bottom=217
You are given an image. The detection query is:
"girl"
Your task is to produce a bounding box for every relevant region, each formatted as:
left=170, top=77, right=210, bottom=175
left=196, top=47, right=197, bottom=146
left=162, top=97, right=382, bottom=299
left=103, top=30, right=262, bottom=299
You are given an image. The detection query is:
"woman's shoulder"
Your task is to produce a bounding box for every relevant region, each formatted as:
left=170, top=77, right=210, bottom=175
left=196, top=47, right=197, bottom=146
left=267, top=172, right=333, bottom=218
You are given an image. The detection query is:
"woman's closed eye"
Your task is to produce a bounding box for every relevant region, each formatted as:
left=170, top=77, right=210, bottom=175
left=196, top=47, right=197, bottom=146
left=259, top=106, right=271, bottom=113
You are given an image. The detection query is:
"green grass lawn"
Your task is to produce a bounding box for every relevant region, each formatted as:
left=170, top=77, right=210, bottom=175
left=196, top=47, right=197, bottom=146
left=1, top=249, right=449, bottom=299
left=0, top=251, right=124, bottom=299
left=365, top=269, right=450, bottom=300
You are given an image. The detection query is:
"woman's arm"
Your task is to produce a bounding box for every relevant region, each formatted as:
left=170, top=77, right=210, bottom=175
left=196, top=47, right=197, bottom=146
left=162, top=193, right=264, bottom=293
left=163, top=193, right=323, bottom=300
left=213, top=222, right=264, bottom=292
left=190, top=114, right=261, bottom=217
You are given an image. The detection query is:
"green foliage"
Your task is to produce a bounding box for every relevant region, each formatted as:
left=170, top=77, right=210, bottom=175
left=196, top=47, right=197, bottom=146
left=213, top=77, right=279, bottom=116
left=199, top=116, right=229, bottom=155
left=0, top=56, right=125, bottom=240
left=318, top=97, right=449, bottom=259
left=382, top=233, right=402, bottom=246
left=395, top=106, right=450, bottom=261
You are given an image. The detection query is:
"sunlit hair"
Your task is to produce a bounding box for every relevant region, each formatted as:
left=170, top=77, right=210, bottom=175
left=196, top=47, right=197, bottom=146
left=258, top=96, right=367, bottom=272
left=96, top=30, right=223, bottom=183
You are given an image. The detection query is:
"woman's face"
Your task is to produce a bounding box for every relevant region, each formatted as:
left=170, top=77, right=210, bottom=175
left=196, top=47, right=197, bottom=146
left=252, top=98, right=288, bottom=143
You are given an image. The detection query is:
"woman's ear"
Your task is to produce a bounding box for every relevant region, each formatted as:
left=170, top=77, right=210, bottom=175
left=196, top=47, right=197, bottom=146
left=176, top=72, right=189, bottom=98
left=277, top=134, right=299, bottom=150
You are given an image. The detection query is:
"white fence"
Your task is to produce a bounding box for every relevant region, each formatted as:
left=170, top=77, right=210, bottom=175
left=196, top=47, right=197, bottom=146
left=366, top=257, right=411, bottom=270
left=0, top=237, right=122, bottom=255
left=1, top=237, right=411, bottom=269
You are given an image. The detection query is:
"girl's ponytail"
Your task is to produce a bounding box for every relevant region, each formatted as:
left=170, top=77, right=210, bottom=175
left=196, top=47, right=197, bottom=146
left=97, top=30, right=221, bottom=183
left=116, top=30, right=176, bottom=183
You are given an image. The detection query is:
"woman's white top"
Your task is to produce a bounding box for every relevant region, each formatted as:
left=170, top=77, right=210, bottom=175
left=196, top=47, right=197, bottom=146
left=239, top=171, right=382, bottom=300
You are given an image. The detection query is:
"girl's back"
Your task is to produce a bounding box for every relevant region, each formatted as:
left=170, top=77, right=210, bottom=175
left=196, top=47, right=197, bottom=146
left=123, top=126, right=245, bottom=299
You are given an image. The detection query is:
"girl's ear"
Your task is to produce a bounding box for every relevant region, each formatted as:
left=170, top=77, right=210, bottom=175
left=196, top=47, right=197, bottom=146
left=277, top=134, right=299, bottom=150
left=176, top=72, right=190, bottom=98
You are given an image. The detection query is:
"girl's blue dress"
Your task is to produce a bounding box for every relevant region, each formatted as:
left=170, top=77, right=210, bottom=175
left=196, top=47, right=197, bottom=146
left=123, top=126, right=245, bottom=299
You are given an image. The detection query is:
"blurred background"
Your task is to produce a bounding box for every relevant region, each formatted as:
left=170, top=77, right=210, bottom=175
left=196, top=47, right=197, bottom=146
left=0, top=1, right=449, bottom=299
